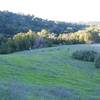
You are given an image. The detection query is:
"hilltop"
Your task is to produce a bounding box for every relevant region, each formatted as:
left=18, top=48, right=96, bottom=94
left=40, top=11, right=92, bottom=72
left=0, top=11, right=86, bottom=35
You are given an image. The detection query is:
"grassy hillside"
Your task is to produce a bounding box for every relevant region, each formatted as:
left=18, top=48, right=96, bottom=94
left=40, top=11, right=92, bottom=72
left=0, top=44, right=100, bottom=100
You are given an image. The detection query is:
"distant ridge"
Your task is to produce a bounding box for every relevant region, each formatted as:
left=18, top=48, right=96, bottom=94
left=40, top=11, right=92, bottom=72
left=0, top=10, right=86, bottom=35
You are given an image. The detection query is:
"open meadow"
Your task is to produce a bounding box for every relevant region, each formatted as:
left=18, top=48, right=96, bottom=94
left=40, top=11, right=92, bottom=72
left=0, top=44, right=100, bottom=100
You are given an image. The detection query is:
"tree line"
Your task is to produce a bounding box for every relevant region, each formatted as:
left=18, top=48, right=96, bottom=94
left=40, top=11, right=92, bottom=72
left=0, top=25, right=100, bottom=54
left=0, top=11, right=100, bottom=54
left=0, top=11, right=86, bottom=35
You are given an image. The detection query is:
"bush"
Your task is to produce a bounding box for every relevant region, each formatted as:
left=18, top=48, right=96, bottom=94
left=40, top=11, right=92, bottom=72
left=72, top=50, right=97, bottom=62
left=95, top=56, right=100, bottom=68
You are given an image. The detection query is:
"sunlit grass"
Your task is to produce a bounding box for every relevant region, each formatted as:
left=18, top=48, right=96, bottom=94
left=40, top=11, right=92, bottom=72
left=0, top=44, right=100, bottom=99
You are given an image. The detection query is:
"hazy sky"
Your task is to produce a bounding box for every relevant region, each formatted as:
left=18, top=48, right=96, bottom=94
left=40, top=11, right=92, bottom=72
left=0, top=0, right=100, bottom=22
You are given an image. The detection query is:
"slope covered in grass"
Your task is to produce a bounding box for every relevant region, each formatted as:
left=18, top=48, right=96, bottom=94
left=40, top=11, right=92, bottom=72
left=0, top=44, right=100, bottom=100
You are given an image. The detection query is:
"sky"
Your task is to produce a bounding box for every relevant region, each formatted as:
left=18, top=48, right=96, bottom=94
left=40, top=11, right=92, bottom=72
left=0, top=0, right=100, bottom=22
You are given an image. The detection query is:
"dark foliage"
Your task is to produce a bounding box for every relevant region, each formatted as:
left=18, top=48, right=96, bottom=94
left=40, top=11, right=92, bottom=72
left=95, top=56, right=100, bottom=68
left=72, top=50, right=97, bottom=62
left=0, top=11, right=86, bottom=36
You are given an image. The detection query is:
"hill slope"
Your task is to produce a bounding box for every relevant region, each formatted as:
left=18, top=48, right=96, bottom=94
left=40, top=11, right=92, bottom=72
left=0, top=11, right=86, bottom=35
left=0, top=44, right=100, bottom=100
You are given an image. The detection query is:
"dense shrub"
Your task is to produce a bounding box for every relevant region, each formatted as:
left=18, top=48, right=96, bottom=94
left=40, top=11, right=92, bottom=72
left=72, top=50, right=97, bottom=62
left=95, top=56, right=100, bottom=68
left=0, top=30, right=37, bottom=54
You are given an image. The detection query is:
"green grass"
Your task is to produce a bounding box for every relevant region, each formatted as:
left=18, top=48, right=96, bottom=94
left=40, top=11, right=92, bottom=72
left=0, top=44, right=100, bottom=100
